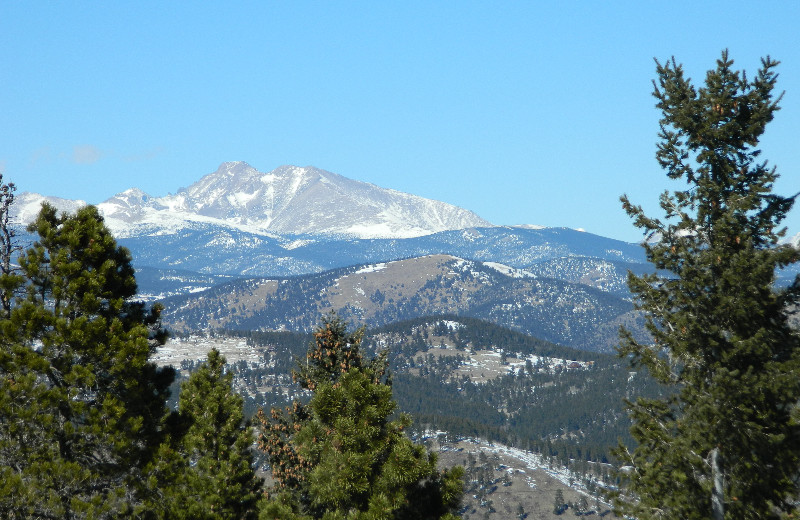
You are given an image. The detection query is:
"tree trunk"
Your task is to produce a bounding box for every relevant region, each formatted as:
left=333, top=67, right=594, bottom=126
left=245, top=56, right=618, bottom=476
left=711, top=447, right=724, bottom=520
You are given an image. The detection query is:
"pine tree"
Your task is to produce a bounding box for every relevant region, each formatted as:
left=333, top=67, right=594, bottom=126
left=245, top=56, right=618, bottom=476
left=257, top=313, right=464, bottom=520
left=553, top=489, right=565, bottom=515
left=165, top=348, right=262, bottom=519
left=0, top=174, right=21, bottom=317
left=0, top=203, right=174, bottom=518
left=615, top=51, right=800, bottom=519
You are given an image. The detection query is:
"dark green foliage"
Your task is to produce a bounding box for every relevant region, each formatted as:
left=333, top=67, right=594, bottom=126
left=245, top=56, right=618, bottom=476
left=292, top=314, right=372, bottom=392
left=364, top=314, right=608, bottom=368
left=230, top=329, right=313, bottom=377
left=164, top=348, right=262, bottom=519
left=616, top=52, right=800, bottom=519
left=0, top=203, right=174, bottom=518
left=257, top=314, right=464, bottom=519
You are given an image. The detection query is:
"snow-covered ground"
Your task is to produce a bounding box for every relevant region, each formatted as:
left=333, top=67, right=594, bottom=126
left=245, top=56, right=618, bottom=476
left=426, top=434, right=614, bottom=507
left=153, top=334, right=264, bottom=367
left=418, top=340, right=593, bottom=382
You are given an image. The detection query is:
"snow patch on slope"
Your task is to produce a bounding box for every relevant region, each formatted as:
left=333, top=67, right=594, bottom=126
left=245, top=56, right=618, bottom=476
left=483, top=262, right=536, bottom=279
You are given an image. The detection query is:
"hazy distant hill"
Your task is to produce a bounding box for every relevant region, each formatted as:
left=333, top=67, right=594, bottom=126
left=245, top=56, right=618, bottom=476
left=14, top=192, right=88, bottom=223
left=14, top=161, right=644, bottom=279
left=110, top=223, right=643, bottom=281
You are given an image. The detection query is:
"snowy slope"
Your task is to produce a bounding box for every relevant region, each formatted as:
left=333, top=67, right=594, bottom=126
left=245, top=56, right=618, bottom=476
left=13, top=192, right=88, bottom=224
left=16, top=162, right=492, bottom=240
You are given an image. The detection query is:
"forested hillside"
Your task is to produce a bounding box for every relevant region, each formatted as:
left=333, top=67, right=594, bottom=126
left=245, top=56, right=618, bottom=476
left=223, top=316, right=661, bottom=466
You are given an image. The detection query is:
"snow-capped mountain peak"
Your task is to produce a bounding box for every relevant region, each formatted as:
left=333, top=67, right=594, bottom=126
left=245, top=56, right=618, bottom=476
left=786, top=232, right=800, bottom=249
left=15, top=162, right=492, bottom=240
left=13, top=192, right=88, bottom=225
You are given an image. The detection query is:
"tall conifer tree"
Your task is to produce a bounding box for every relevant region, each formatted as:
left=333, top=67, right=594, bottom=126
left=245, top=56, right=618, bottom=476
left=166, top=348, right=262, bottom=519
left=258, top=313, right=464, bottom=520
left=615, top=51, right=800, bottom=519
left=0, top=203, right=174, bottom=519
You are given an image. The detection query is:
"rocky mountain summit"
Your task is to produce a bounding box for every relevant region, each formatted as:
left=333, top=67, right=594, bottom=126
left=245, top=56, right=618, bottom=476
left=17, top=162, right=491, bottom=239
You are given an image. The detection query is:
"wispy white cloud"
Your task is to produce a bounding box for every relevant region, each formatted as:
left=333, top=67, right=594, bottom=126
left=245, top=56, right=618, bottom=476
left=73, top=145, right=103, bottom=164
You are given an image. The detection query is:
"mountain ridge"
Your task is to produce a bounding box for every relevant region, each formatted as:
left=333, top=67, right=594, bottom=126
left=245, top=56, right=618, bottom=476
left=113, top=223, right=645, bottom=278
left=159, top=254, right=644, bottom=352
left=15, top=162, right=492, bottom=240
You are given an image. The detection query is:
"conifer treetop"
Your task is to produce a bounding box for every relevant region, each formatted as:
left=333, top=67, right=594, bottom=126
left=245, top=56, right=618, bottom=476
left=615, top=51, right=800, bottom=520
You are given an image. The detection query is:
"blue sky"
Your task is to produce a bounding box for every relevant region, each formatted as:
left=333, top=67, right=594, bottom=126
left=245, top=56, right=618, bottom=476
left=2, top=2, right=799, bottom=242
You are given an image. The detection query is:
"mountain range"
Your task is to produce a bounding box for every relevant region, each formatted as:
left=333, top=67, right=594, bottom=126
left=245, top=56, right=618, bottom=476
left=11, top=161, right=747, bottom=353
left=7, top=161, right=669, bottom=352
left=14, top=162, right=647, bottom=279
left=17, top=162, right=490, bottom=240
left=8, top=163, right=662, bottom=513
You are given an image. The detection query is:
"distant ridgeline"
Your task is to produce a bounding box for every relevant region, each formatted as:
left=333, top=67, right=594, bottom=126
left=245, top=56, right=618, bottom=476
left=157, top=255, right=647, bottom=353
